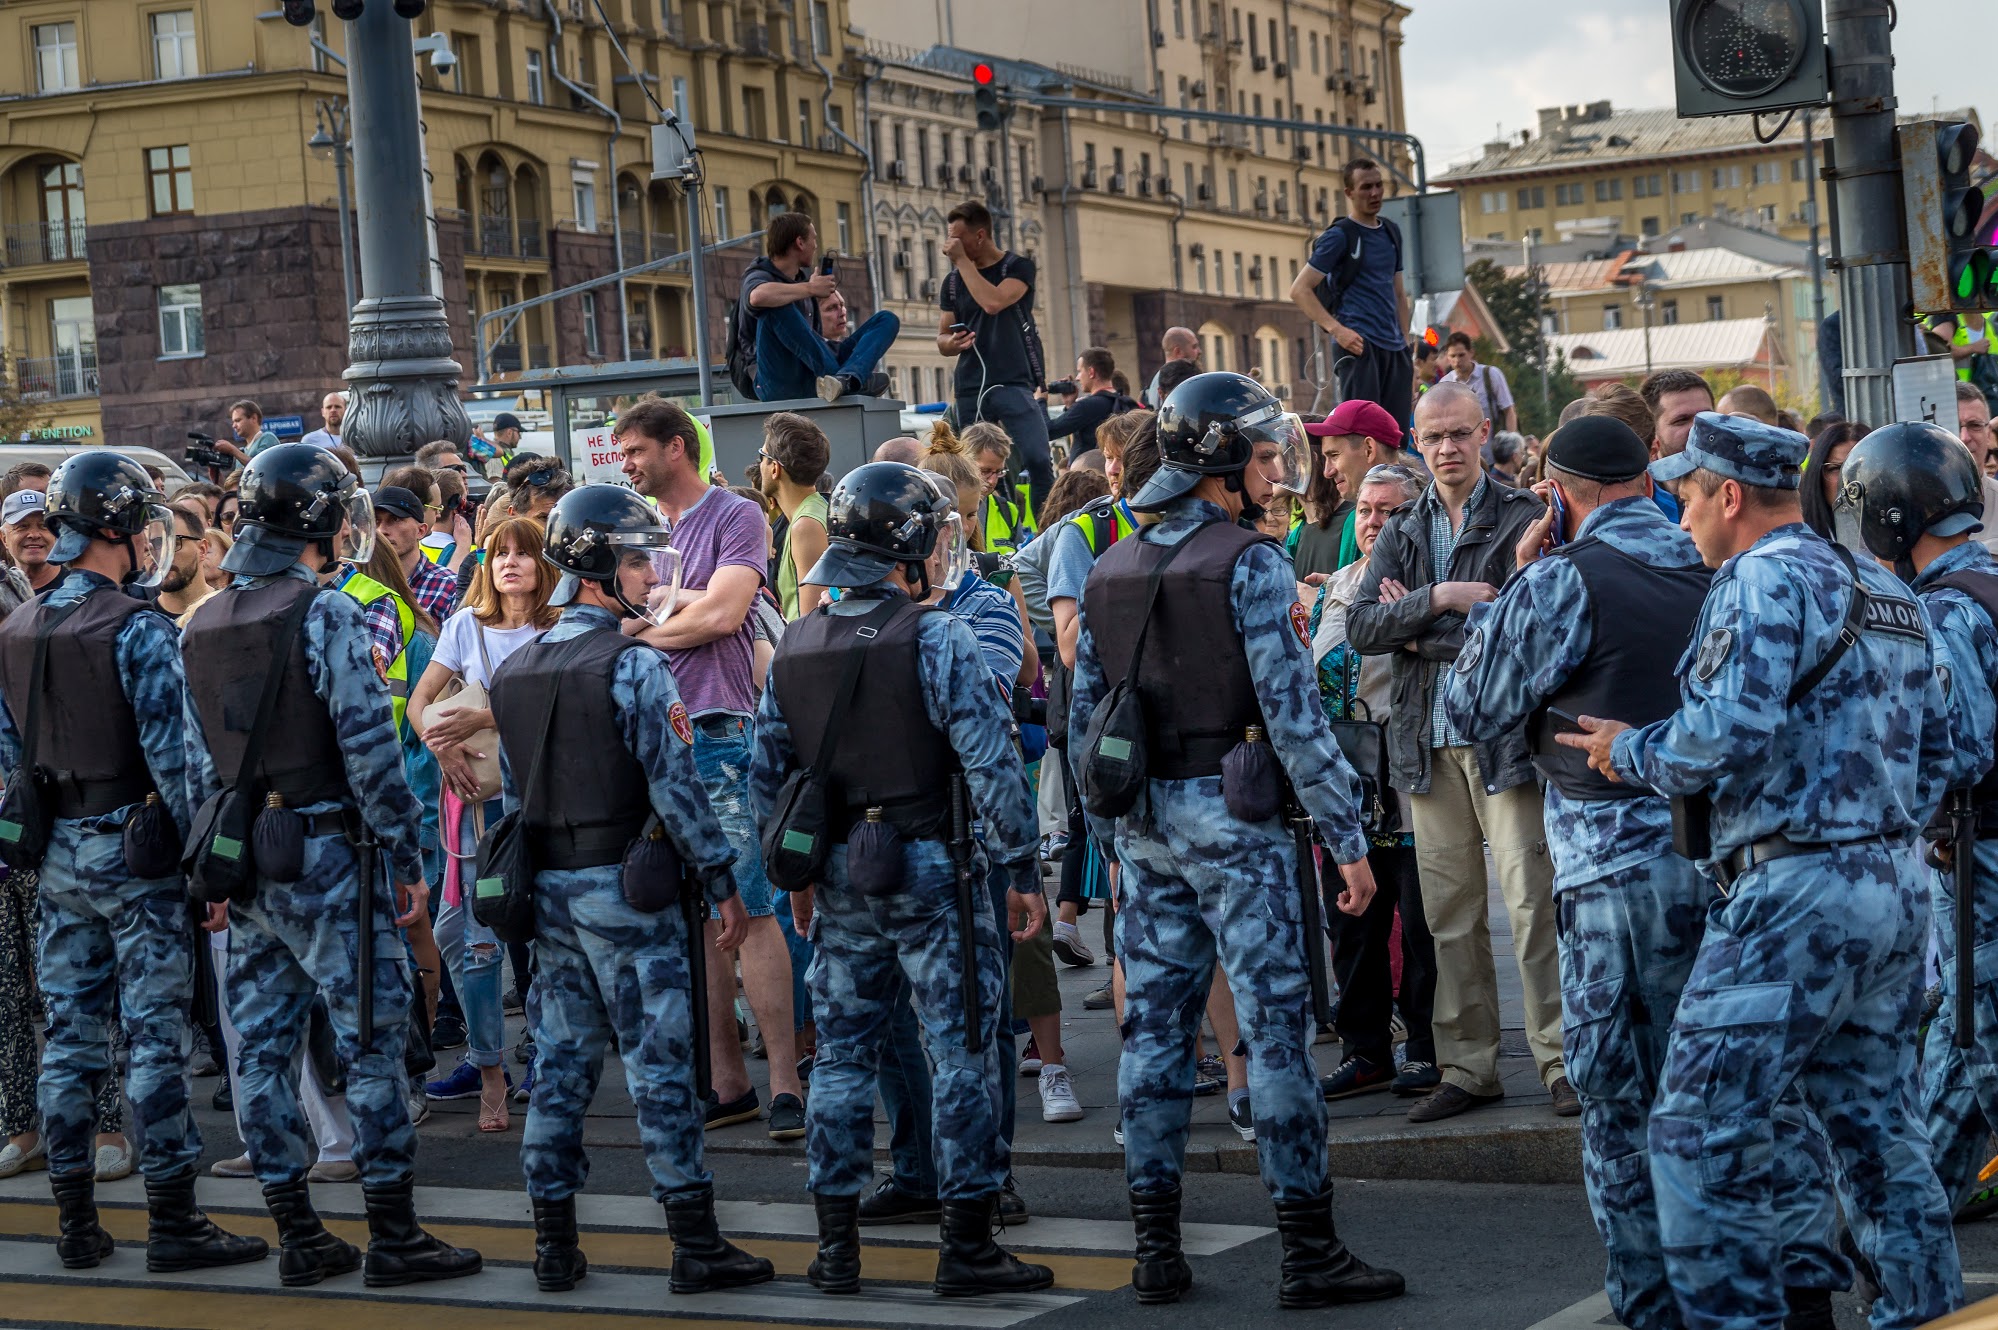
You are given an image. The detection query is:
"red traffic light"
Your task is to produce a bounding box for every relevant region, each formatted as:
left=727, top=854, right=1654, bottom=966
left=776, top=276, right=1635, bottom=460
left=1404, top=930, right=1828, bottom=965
left=973, top=62, right=995, bottom=86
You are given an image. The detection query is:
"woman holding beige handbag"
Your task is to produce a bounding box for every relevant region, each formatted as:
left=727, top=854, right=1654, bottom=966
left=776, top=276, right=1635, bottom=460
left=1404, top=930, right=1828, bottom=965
left=408, top=517, right=558, bottom=1132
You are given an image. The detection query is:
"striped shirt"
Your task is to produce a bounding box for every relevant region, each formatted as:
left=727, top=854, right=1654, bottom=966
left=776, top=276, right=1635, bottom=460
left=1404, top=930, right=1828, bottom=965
left=1426, top=474, right=1487, bottom=749
left=943, top=573, right=1025, bottom=700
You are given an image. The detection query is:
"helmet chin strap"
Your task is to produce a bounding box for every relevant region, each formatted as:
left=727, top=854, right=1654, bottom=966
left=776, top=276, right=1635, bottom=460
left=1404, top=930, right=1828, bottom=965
left=900, top=560, right=932, bottom=601
left=1224, top=468, right=1266, bottom=525
left=608, top=578, right=646, bottom=620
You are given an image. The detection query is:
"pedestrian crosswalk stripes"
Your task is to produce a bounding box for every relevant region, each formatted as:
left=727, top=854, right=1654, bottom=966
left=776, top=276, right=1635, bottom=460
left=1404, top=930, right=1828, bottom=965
left=1524, top=1274, right=1998, bottom=1330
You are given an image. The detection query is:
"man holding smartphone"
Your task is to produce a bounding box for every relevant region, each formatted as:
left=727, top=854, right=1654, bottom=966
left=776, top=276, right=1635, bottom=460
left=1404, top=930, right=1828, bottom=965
left=740, top=214, right=898, bottom=403
left=938, top=201, right=1053, bottom=513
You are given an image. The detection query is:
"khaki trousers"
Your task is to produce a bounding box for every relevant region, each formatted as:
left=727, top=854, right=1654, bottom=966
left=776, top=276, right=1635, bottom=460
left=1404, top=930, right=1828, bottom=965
left=1409, top=746, right=1565, bottom=1095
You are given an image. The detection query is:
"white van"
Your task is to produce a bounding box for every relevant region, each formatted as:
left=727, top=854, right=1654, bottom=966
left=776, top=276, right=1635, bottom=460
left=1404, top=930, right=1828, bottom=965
left=0, top=441, right=195, bottom=493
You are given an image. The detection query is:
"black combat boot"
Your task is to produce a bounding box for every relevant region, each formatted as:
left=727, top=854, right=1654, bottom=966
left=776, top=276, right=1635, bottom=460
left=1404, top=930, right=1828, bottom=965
left=662, top=1184, right=774, bottom=1294
left=531, top=1195, right=587, bottom=1292
left=1784, top=1286, right=1837, bottom=1330
left=1131, top=1185, right=1193, bottom=1305
left=808, top=1192, right=862, bottom=1294
left=933, top=1194, right=1055, bottom=1297
left=360, top=1176, right=483, bottom=1287
left=144, top=1169, right=269, bottom=1272
left=262, top=1178, right=361, bottom=1287
left=50, top=1172, right=114, bottom=1269
left=1273, top=1189, right=1405, bottom=1309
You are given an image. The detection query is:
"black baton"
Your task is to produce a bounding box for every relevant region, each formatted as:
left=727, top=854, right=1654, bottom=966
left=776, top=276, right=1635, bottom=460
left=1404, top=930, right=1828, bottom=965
left=1289, top=806, right=1334, bottom=1032
left=681, top=880, right=713, bottom=1102
left=356, top=822, right=377, bottom=1043
left=1953, top=789, right=1976, bottom=1051
left=949, top=775, right=985, bottom=1054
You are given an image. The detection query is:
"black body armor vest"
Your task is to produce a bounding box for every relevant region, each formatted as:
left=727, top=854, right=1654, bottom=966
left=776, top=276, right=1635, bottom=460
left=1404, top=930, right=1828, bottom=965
left=0, top=584, right=154, bottom=816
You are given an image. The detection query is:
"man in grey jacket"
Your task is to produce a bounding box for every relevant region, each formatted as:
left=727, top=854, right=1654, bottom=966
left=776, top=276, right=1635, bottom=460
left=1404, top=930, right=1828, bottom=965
left=1346, top=382, right=1573, bottom=1124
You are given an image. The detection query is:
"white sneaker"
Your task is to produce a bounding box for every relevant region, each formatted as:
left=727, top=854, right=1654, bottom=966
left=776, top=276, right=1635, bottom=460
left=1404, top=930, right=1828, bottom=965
left=1051, top=920, right=1097, bottom=967
left=93, top=1141, right=134, bottom=1182
left=1112, top=1120, right=1124, bottom=1146
left=209, top=1153, right=254, bottom=1179
left=1039, top=1064, right=1085, bottom=1122
left=407, top=1091, right=432, bottom=1128
left=0, top=1138, right=45, bottom=1179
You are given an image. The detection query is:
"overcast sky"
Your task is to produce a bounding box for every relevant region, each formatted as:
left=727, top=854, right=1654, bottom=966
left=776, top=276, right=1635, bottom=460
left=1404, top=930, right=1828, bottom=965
left=1402, top=0, right=1987, bottom=175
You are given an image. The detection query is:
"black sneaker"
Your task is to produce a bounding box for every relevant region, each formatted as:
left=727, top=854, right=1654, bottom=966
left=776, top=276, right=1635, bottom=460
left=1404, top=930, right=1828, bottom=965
left=1320, top=1056, right=1392, bottom=1101
left=502, top=987, right=526, bottom=1016
left=430, top=1015, right=467, bottom=1052
left=705, top=1088, right=760, bottom=1130
left=212, top=1077, right=233, bottom=1113
left=767, top=1093, right=806, bottom=1141
left=1228, top=1096, right=1255, bottom=1142
left=1390, top=1061, right=1441, bottom=1097
left=856, top=1175, right=940, bottom=1226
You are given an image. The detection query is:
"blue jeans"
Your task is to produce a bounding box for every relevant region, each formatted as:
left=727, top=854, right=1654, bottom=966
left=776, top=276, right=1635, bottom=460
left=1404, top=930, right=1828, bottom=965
left=954, top=384, right=1052, bottom=512
left=754, top=303, right=901, bottom=401
left=434, top=799, right=506, bottom=1069
left=692, top=717, right=774, bottom=917
left=876, top=854, right=1017, bottom=1199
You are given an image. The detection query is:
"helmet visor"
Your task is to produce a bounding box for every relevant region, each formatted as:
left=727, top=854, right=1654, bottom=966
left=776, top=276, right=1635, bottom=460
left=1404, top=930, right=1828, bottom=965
left=927, top=512, right=971, bottom=592
left=339, top=488, right=377, bottom=566
left=606, top=528, right=684, bottom=624
left=126, top=503, right=179, bottom=590
left=1244, top=408, right=1309, bottom=495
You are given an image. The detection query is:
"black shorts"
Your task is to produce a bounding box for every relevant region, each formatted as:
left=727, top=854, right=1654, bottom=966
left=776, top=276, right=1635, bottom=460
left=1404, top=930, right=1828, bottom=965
left=1333, top=341, right=1415, bottom=432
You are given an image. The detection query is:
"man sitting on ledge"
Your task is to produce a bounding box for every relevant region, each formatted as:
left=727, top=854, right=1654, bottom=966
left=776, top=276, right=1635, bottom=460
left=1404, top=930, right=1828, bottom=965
left=742, top=212, right=899, bottom=403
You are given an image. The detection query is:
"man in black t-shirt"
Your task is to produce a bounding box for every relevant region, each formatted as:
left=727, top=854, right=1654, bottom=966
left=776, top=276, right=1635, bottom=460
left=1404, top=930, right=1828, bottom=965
left=937, top=200, right=1053, bottom=513
left=1042, top=347, right=1123, bottom=457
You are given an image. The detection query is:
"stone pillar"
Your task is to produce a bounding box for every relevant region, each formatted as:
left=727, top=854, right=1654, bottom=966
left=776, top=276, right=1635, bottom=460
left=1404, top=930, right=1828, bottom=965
left=339, top=1, right=469, bottom=459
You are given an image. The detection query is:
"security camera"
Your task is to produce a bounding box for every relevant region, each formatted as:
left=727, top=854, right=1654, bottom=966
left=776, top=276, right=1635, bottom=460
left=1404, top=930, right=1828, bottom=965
left=429, top=47, right=456, bottom=73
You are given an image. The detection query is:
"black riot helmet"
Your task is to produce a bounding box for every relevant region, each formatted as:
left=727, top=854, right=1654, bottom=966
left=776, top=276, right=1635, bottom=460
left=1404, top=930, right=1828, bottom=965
left=541, top=483, right=682, bottom=621
left=225, top=443, right=377, bottom=577
left=1834, top=420, right=1984, bottom=562
left=804, top=461, right=969, bottom=596
left=44, top=451, right=178, bottom=588
left=1135, top=370, right=1305, bottom=513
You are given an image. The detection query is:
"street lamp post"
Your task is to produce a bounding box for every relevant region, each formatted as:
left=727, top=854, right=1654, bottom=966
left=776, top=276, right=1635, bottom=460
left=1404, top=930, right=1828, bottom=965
left=1636, top=280, right=1656, bottom=378
left=308, top=100, right=357, bottom=322
left=335, top=2, right=469, bottom=459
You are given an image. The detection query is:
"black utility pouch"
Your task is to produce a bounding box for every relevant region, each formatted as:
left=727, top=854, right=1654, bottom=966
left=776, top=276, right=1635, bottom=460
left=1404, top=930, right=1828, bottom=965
left=1221, top=726, right=1282, bottom=823
left=122, top=791, right=182, bottom=880
left=1671, top=791, right=1714, bottom=862
left=846, top=808, right=905, bottom=898
left=621, top=814, right=683, bottom=914
left=252, top=795, right=306, bottom=885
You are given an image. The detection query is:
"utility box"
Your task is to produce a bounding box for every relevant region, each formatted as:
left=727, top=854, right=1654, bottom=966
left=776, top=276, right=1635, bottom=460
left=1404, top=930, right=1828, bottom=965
left=705, top=395, right=909, bottom=486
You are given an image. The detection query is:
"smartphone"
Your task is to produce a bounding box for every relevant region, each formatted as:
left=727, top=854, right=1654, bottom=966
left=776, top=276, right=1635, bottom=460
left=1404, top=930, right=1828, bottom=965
left=1543, top=705, right=1585, bottom=732
left=949, top=321, right=970, bottom=333
left=1545, top=485, right=1569, bottom=549
left=818, top=254, right=837, bottom=275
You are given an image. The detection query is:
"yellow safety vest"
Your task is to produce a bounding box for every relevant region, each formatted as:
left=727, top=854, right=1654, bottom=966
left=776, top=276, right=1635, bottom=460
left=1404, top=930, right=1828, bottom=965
left=339, top=570, right=414, bottom=735
left=985, top=483, right=1039, bottom=555
left=1936, top=313, right=1996, bottom=382
left=1075, top=495, right=1134, bottom=557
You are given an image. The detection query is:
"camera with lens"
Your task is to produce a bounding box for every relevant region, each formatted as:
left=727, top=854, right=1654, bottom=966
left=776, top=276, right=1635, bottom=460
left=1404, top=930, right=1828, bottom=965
left=185, top=431, right=230, bottom=471
left=1045, top=379, right=1077, bottom=397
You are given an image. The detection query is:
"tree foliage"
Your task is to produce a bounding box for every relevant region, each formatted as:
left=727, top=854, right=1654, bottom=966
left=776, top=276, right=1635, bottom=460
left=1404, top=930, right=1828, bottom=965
left=0, top=350, right=55, bottom=443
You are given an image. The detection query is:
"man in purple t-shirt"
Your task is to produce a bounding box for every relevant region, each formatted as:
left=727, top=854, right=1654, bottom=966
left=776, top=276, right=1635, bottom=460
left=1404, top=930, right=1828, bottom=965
left=617, top=398, right=805, bottom=1140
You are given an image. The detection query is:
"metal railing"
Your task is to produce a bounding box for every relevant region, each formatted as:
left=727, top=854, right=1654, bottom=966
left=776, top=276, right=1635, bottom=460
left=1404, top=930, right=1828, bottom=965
left=14, top=350, right=99, bottom=399
left=3, top=220, right=88, bottom=267
left=518, top=220, right=545, bottom=259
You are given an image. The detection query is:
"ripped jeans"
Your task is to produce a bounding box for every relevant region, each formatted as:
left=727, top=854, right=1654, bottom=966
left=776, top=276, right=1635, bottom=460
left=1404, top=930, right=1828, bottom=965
left=434, top=797, right=507, bottom=1070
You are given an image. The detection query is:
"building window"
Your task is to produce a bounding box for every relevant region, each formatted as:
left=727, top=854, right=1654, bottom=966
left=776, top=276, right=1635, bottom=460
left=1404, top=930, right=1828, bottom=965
left=741, top=88, right=766, bottom=140
left=1594, top=177, right=1622, bottom=202
left=1711, top=164, right=1742, bottom=189
left=526, top=50, right=546, bottom=104
left=1602, top=305, right=1622, bottom=330
left=1633, top=173, right=1661, bottom=198
left=1707, top=295, right=1726, bottom=320
left=714, top=187, right=729, bottom=238
left=33, top=22, right=80, bottom=92
left=1641, top=215, right=1659, bottom=237
left=1555, top=182, right=1583, bottom=206
left=1681, top=211, right=1697, bottom=225
left=835, top=202, right=851, bottom=251
left=1228, top=169, right=1239, bottom=210
left=1791, top=155, right=1808, bottom=181
left=1758, top=203, right=1778, bottom=223
left=1752, top=160, right=1781, bottom=186
left=1672, top=169, right=1699, bottom=194
left=572, top=179, right=597, bottom=232
left=151, top=10, right=198, bottom=80
left=1479, top=190, right=1506, bottom=214
left=1661, top=298, right=1679, bottom=325
left=672, top=75, right=689, bottom=125
left=1194, top=251, right=1206, bottom=291
left=583, top=293, right=603, bottom=356
left=1516, top=185, right=1545, bottom=209
left=158, top=284, right=204, bottom=357
left=146, top=145, right=194, bottom=216
left=1233, top=252, right=1244, bottom=294
left=798, top=99, right=812, bottom=145
left=1174, top=0, right=1186, bottom=37
left=811, top=0, right=832, bottom=53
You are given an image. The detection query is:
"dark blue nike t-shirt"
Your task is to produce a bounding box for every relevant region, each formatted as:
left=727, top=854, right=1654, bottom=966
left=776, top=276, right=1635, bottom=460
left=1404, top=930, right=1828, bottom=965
left=1307, top=218, right=1401, bottom=350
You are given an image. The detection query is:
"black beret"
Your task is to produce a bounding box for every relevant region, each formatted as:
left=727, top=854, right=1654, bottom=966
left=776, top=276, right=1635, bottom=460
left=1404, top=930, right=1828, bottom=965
left=1545, top=414, right=1650, bottom=482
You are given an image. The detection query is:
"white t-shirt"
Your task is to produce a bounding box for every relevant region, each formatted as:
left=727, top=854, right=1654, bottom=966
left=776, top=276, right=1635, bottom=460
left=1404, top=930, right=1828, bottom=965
left=432, top=608, right=544, bottom=689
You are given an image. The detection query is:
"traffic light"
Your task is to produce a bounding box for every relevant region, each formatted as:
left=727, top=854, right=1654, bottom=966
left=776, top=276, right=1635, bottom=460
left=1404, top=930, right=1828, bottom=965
left=973, top=62, right=1001, bottom=133
left=1902, top=121, right=1998, bottom=313
left=1669, top=0, right=1827, bottom=119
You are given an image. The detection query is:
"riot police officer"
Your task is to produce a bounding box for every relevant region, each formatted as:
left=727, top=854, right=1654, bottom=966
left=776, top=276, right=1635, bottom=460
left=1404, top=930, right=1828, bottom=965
left=181, top=444, right=480, bottom=1289
left=493, top=484, right=771, bottom=1297
left=748, top=461, right=1052, bottom=1299
left=1839, top=422, right=1998, bottom=1220
left=1560, top=413, right=1963, bottom=1327
left=0, top=452, right=266, bottom=1274
left=1068, top=371, right=1402, bottom=1309
left=1441, top=416, right=1845, bottom=1329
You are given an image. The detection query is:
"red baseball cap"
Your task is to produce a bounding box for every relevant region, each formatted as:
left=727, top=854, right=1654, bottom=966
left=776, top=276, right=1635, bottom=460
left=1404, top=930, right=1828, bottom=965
left=1305, top=399, right=1404, bottom=449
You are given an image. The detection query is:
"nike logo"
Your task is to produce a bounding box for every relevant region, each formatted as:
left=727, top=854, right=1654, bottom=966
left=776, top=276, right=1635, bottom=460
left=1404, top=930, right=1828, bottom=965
left=1350, top=235, right=1363, bottom=262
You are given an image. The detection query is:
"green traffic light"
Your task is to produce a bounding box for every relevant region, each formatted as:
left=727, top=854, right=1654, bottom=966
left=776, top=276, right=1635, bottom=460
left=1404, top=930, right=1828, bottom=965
left=1953, top=250, right=1993, bottom=305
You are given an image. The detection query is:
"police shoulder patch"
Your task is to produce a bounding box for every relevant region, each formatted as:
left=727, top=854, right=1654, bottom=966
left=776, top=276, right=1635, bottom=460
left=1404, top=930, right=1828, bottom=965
left=1289, top=601, right=1310, bottom=647
left=1939, top=662, right=1954, bottom=701
left=1454, top=628, right=1484, bottom=674
left=1693, top=627, right=1733, bottom=682
left=668, top=701, right=694, bottom=746
left=371, top=644, right=390, bottom=682
left=1862, top=595, right=1926, bottom=642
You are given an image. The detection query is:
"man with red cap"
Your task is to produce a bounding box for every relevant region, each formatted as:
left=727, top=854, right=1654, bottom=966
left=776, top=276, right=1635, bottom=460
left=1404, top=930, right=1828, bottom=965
left=1301, top=400, right=1408, bottom=575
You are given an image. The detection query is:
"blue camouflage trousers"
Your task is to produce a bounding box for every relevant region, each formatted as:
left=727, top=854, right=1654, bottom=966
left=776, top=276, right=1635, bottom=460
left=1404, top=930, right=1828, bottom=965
left=522, top=866, right=709, bottom=1202
left=1652, top=844, right=1961, bottom=1330
left=1557, top=856, right=1845, bottom=1330
left=36, top=812, right=200, bottom=1181
left=225, top=830, right=415, bottom=1188
left=1918, top=840, right=1998, bottom=1214
left=1115, top=778, right=1324, bottom=1202
left=807, top=840, right=1009, bottom=1199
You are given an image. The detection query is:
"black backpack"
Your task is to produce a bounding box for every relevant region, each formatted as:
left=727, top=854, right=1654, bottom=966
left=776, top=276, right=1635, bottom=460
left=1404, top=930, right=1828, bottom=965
left=1314, top=216, right=1403, bottom=322
left=724, top=292, right=758, bottom=400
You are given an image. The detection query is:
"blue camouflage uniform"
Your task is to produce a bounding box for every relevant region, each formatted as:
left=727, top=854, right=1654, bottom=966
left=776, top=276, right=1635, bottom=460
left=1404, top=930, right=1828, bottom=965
left=1910, top=540, right=1998, bottom=1213
left=0, top=571, right=199, bottom=1183
left=510, top=604, right=740, bottom=1203
left=748, top=585, right=1039, bottom=1200
left=183, top=565, right=428, bottom=1189
left=1610, top=415, right=1962, bottom=1330
left=1443, top=496, right=1843, bottom=1329
left=1070, top=494, right=1371, bottom=1203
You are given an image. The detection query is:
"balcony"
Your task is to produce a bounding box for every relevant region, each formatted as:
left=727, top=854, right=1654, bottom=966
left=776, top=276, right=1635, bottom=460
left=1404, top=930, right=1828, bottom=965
left=518, top=220, right=545, bottom=260
left=620, top=230, right=685, bottom=267
left=15, top=350, right=99, bottom=400
left=454, top=214, right=545, bottom=262
left=4, top=220, right=88, bottom=268
left=487, top=342, right=552, bottom=374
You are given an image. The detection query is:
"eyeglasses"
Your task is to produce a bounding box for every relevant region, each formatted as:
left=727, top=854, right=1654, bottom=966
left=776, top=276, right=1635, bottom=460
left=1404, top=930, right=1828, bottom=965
left=1415, top=425, right=1481, bottom=448
left=757, top=449, right=778, bottom=465
left=515, top=467, right=563, bottom=488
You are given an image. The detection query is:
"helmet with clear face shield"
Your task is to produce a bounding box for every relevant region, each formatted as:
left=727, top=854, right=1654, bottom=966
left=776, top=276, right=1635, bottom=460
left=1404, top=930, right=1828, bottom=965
left=225, top=442, right=373, bottom=576
left=541, top=483, right=684, bottom=622
left=1135, top=371, right=1302, bottom=511
left=45, top=450, right=178, bottom=589
left=806, top=461, right=961, bottom=595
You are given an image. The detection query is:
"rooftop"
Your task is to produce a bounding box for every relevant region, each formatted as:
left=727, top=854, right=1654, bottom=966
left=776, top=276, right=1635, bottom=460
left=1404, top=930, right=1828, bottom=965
left=1550, top=317, right=1779, bottom=378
